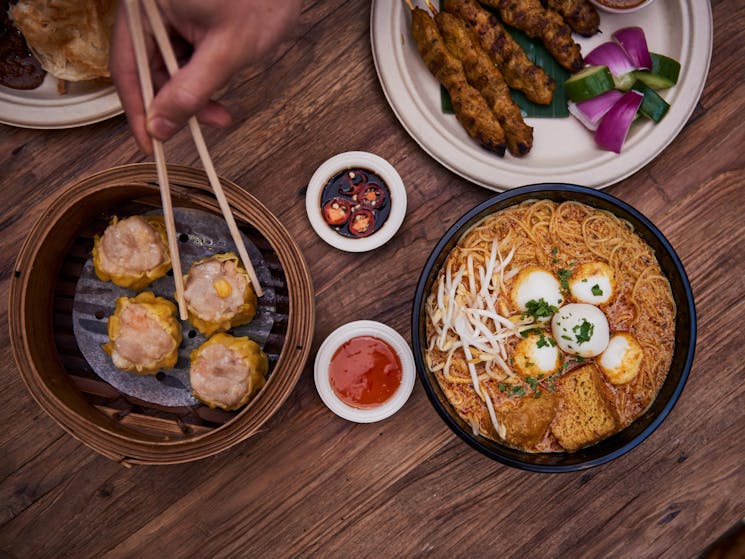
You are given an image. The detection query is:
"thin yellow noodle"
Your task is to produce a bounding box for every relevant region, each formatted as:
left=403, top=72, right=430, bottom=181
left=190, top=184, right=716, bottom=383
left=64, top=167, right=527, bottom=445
left=426, top=200, right=675, bottom=451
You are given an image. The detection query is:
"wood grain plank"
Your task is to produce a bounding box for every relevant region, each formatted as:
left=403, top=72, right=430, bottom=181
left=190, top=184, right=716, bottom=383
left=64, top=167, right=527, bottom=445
left=0, top=0, right=743, bottom=557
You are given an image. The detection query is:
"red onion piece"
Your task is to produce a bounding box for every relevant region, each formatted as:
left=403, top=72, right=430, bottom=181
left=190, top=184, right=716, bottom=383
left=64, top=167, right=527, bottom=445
left=585, top=42, right=637, bottom=77
left=569, top=90, right=625, bottom=131
left=595, top=90, right=644, bottom=153
left=612, top=27, right=653, bottom=71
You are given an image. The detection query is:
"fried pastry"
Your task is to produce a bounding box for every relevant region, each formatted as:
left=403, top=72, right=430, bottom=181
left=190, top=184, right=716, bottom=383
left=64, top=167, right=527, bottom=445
left=9, top=0, right=116, bottom=81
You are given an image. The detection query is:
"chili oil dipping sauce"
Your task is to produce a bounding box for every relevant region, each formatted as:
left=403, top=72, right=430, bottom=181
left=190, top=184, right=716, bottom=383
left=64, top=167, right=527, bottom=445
left=314, top=320, right=415, bottom=422
left=306, top=152, right=406, bottom=252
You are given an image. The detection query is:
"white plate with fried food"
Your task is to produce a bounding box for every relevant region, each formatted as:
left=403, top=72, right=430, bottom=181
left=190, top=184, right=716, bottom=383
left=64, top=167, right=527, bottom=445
left=0, top=0, right=122, bottom=129
left=371, top=0, right=712, bottom=190
left=0, top=78, right=122, bottom=129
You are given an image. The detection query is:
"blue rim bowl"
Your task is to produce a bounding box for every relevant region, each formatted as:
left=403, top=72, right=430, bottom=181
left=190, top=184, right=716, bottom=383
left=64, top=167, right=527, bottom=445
left=411, top=184, right=696, bottom=472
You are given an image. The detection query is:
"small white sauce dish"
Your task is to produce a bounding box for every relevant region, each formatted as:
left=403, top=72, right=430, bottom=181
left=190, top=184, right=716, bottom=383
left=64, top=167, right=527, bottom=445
left=314, top=320, right=415, bottom=423
left=305, top=151, right=406, bottom=252
left=589, top=0, right=657, bottom=13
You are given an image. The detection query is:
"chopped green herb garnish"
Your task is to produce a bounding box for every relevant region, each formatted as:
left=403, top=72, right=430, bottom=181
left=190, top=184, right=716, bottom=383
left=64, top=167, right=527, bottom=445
left=525, top=298, right=558, bottom=320
left=561, top=335, right=572, bottom=341
left=558, top=269, right=572, bottom=290
left=591, top=284, right=603, bottom=296
left=581, top=278, right=588, bottom=283
left=573, top=319, right=594, bottom=344
left=551, top=247, right=558, bottom=256
left=534, top=390, right=542, bottom=399
left=537, top=334, right=548, bottom=348
left=525, top=376, right=539, bottom=390
left=498, top=383, right=507, bottom=393
left=509, top=385, right=526, bottom=397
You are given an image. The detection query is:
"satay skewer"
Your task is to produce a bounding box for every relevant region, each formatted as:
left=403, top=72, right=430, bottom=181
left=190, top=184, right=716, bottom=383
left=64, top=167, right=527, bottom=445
left=404, top=0, right=507, bottom=156
left=123, top=0, right=188, bottom=320
left=425, top=0, right=533, bottom=156
left=445, top=0, right=555, bottom=105
left=141, top=0, right=263, bottom=298
left=479, top=0, right=583, bottom=72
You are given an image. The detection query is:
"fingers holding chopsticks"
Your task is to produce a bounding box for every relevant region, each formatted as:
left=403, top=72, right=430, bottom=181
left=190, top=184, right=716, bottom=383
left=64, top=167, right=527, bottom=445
left=110, top=0, right=302, bottom=152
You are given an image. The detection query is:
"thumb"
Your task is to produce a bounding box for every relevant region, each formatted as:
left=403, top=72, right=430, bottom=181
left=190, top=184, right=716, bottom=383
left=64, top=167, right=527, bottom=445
left=146, top=36, right=237, bottom=140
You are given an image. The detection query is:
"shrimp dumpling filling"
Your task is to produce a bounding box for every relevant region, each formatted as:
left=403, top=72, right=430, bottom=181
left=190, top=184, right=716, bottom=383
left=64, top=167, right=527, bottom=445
left=190, top=333, right=268, bottom=410
left=93, top=215, right=171, bottom=290
left=183, top=252, right=258, bottom=336
left=102, top=292, right=182, bottom=374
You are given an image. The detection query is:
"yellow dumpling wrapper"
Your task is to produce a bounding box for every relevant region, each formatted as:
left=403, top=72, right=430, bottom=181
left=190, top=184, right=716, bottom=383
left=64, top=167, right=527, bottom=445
left=183, top=252, right=257, bottom=337
left=102, top=291, right=182, bottom=374
left=92, top=215, right=172, bottom=291
left=189, top=333, right=268, bottom=410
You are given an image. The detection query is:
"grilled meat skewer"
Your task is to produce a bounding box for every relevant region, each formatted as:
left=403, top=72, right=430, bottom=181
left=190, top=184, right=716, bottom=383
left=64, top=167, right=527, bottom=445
left=479, top=0, right=583, bottom=72
left=435, top=10, right=533, bottom=156
left=541, top=0, right=600, bottom=36
left=410, top=6, right=507, bottom=156
left=445, top=0, right=555, bottom=105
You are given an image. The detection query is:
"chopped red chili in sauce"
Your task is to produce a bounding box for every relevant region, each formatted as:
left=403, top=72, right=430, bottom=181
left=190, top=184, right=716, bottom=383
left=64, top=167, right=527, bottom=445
left=320, top=168, right=391, bottom=238
left=329, top=335, right=402, bottom=409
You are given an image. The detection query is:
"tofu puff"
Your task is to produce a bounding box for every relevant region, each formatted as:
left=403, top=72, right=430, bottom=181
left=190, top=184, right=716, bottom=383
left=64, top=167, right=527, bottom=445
left=92, top=215, right=171, bottom=291
left=190, top=333, right=268, bottom=410
left=102, top=292, right=182, bottom=374
left=182, top=253, right=258, bottom=337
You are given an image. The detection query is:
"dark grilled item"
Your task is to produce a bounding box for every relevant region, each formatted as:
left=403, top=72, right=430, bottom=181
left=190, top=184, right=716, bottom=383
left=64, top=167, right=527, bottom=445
left=0, top=0, right=45, bottom=89
left=541, top=0, right=600, bottom=36
left=445, top=0, right=555, bottom=105
left=410, top=7, right=507, bottom=156
left=436, top=11, right=533, bottom=156
left=480, top=0, right=583, bottom=72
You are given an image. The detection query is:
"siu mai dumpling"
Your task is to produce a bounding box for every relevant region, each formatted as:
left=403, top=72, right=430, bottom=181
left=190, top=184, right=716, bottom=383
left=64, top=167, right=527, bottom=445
left=182, top=252, right=257, bottom=337
left=93, top=215, right=171, bottom=290
left=190, top=333, right=268, bottom=410
left=102, top=292, right=182, bottom=374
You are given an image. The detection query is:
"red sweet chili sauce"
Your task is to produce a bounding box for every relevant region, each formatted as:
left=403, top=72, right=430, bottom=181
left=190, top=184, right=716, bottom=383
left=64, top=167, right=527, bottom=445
left=329, top=336, right=402, bottom=409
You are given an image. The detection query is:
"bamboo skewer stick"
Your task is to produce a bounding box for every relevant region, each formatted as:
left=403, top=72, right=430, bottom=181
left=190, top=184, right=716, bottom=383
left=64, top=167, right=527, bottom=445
left=404, top=0, right=416, bottom=11
left=123, top=0, right=188, bottom=320
left=141, top=0, right=263, bottom=298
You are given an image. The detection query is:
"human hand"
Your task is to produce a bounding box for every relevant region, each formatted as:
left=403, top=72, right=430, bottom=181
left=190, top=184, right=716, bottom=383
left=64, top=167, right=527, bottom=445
left=110, top=0, right=302, bottom=153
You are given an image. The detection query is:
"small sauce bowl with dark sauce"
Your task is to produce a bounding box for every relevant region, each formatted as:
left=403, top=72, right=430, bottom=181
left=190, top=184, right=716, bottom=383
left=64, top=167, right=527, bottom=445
left=306, top=152, right=406, bottom=252
left=314, top=320, right=415, bottom=422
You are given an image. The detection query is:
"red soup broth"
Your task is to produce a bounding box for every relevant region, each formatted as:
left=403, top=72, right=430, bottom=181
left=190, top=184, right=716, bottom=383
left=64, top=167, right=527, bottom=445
left=329, top=336, right=402, bottom=409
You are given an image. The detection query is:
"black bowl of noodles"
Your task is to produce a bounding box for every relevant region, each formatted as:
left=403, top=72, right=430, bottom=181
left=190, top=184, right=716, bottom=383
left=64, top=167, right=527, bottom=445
left=411, top=184, right=696, bottom=472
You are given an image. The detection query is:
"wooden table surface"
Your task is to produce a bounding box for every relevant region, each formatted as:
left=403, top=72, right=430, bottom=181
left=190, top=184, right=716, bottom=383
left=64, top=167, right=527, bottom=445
left=1, top=1, right=743, bottom=557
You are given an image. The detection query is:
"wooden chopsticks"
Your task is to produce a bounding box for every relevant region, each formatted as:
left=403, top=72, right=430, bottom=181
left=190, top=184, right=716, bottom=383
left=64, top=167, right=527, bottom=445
left=123, top=0, right=188, bottom=319
left=123, top=0, right=264, bottom=315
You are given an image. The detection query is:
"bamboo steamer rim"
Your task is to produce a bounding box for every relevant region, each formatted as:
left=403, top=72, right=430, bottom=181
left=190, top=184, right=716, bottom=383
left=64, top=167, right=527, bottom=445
left=9, top=163, right=315, bottom=465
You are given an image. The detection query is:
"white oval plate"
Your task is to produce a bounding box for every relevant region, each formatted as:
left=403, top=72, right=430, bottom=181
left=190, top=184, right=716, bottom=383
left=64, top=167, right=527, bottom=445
left=0, top=74, right=122, bottom=129
left=371, top=0, right=712, bottom=191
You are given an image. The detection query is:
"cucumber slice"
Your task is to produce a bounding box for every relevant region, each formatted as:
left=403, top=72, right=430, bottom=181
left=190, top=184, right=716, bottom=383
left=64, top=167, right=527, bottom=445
left=631, top=81, right=670, bottom=123
left=633, top=53, right=681, bottom=90
left=613, top=72, right=636, bottom=92
left=564, top=66, right=614, bottom=102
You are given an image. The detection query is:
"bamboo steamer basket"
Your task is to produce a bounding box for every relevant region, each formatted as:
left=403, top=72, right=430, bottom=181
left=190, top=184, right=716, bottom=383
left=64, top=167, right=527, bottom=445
left=9, top=163, right=314, bottom=466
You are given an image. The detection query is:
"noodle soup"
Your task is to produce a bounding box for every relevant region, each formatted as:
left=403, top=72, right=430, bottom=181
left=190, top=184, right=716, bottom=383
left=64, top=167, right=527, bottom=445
left=424, top=199, right=676, bottom=453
